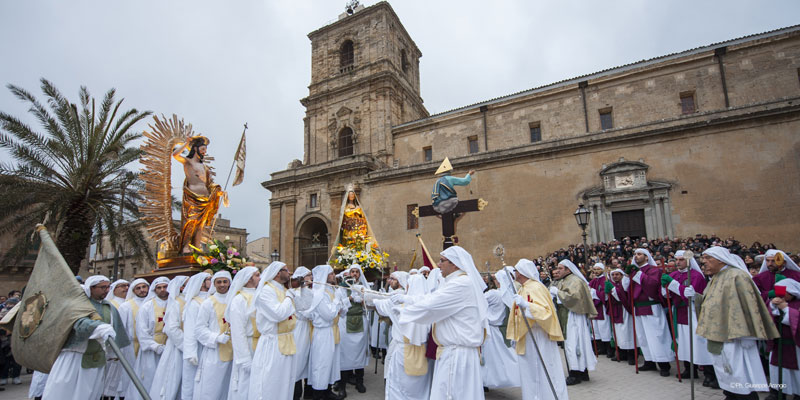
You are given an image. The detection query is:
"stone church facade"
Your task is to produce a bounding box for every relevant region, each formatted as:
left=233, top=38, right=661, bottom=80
left=263, top=1, right=800, bottom=269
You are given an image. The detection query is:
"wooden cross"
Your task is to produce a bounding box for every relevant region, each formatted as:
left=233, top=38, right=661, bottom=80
left=414, top=198, right=488, bottom=250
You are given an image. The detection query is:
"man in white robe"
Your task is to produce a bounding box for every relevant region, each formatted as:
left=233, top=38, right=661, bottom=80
left=180, top=272, right=211, bottom=400
left=102, top=278, right=129, bottom=399
left=551, top=259, right=598, bottom=385
left=509, top=260, right=568, bottom=400
left=289, top=266, right=314, bottom=400
left=226, top=266, right=260, bottom=399
left=42, top=275, right=127, bottom=400
left=367, top=273, right=432, bottom=400
left=398, top=246, right=489, bottom=400
left=480, top=267, right=520, bottom=389
left=338, top=264, right=370, bottom=396
left=307, top=265, right=347, bottom=400
left=129, top=276, right=170, bottom=400
left=150, top=275, right=189, bottom=399
left=193, top=271, right=233, bottom=400
left=118, top=278, right=150, bottom=397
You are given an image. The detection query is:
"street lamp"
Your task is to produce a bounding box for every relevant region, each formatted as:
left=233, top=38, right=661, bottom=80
left=574, top=203, right=591, bottom=267
left=271, top=249, right=280, bottom=262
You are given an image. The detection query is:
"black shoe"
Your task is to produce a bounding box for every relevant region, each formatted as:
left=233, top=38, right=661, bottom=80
left=606, top=344, right=615, bottom=358
left=581, top=370, right=590, bottom=381
left=764, top=393, right=777, bottom=400
left=355, top=382, right=366, bottom=393
left=304, top=383, right=314, bottom=399
left=639, top=361, right=657, bottom=371
left=660, top=368, right=671, bottom=377
left=336, top=382, right=347, bottom=399
left=326, top=387, right=345, bottom=400
left=565, top=376, right=582, bottom=386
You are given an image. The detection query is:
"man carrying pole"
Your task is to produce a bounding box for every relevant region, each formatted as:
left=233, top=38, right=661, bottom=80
left=508, top=259, right=567, bottom=400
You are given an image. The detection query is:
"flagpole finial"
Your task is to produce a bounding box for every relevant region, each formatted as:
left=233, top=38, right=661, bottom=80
left=243, top=122, right=248, bottom=130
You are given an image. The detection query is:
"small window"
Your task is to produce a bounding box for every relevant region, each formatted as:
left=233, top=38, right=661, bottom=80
left=599, top=108, right=613, bottom=130
left=338, top=127, right=354, bottom=157
left=401, top=49, right=408, bottom=73
left=340, top=40, right=354, bottom=72
left=680, top=92, right=696, bottom=114
left=407, top=204, right=418, bottom=230
left=468, top=136, right=479, bottom=154
left=529, top=122, right=542, bottom=143
left=423, top=146, right=432, bottom=162
left=309, top=193, right=318, bottom=209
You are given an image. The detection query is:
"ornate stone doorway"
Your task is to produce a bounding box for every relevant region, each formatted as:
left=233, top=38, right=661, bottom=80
left=297, top=215, right=329, bottom=268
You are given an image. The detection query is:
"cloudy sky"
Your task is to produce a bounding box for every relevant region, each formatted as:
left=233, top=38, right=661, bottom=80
left=1, top=0, right=798, bottom=241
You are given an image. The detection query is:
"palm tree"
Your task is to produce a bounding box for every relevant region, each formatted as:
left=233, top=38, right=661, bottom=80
left=0, top=78, right=154, bottom=274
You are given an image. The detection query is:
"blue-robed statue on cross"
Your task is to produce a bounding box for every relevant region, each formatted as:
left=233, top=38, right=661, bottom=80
left=431, top=157, right=475, bottom=214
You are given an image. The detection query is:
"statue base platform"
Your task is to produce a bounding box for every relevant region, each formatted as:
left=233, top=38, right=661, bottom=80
left=135, top=255, right=207, bottom=280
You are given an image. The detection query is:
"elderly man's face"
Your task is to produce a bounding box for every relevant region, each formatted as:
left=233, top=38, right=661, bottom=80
left=113, top=283, right=129, bottom=298
left=701, top=255, right=726, bottom=276
left=438, top=256, right=458, bottom=277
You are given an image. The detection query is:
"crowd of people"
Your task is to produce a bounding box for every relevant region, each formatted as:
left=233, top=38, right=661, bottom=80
left=0, top=290, right=23, bottom=392
left=7, top=237, right=800, bottom=400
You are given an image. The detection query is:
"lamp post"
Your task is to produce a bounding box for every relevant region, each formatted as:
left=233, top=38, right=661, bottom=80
left=574, top=203, right=591, bottom=268
left=271, top=249, right=280, bottom=262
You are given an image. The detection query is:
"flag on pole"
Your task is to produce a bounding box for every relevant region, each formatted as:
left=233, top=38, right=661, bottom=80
left=9, top=226, right=98, bottom=372
left=232, top=129, right=246, bottom=186
left=416, top=233, right=435, bottom=269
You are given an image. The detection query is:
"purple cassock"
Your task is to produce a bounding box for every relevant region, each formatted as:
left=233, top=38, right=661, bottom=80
left=767, top=299, right=800, bottom=370
left=589, top=276, right=607, bottom=321
left=754, top=269, right=800, bottom=303
left=629, top=264, right=664, bottom=316
left=607, top=280, right=626, bottom=323
left=668, top=269, right=708, bottom=324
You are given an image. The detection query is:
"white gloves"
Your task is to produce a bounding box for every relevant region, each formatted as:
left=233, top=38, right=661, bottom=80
left=350, top=284, right=365, bottom=294
left=216, top=333, right=231, bottom=344
left=611, top=287, right=620, bottom=302
left=590, top=288, right=599, bottom=301
left=155, top=344, right=165, bottom=355
left=683, top=286, right=696, bottom=298
left=390, top=292, right=407, bottom=304
left=188, top=357, right=198, bottom=366
left=667, top=280, right=682, bottom=296
left=514, top=294, right=529, bottom=310
left=632, top=271, right=642, bottom=284
left=89, top=323, right=116, bottom=343
left=549, top=287, right=559, bottom=298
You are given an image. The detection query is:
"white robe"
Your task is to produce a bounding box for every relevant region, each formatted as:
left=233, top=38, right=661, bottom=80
left=374, top=298, right=432, bottom=400
left=480, top=290, right=519, bottom=388
left=194, top=294, right=233, bottom=400
left=129, top=297, right=167, bottom=400
left=118, top=297, right=146, bottom=396
left=610, top=288, right=635, bottom=350
left=676, top=308, right=714, bottom=365
left=518, top=309, right=568, bottom=400
left=714, top=338, right=768, bottom=395
left=399, top=271, right=485, bottom=400
left=564, top=311, right=598, bottom=372
left=769, top=308, right=800, bottom=395
left=150, top=296, right=185, bottom=399
left=28, top=371, right=48, bottom=398
left=308, top=288, right=345, bottom=390
left=42, top=350, right=105, bottom=400
left=228, top=288, right=257, bottom=400
left=292, top=287, right=314, bottom=382
left=339, top=290, right=370, bottom=371
left=247, top=281, right=297, bottom=400
left=103, top=296, right=128, bottom=397
left=590, top=310, right=612, bottom=342
left=181, top=295, right=206, bottom=400
left=634, top=304, right=675, bottom=363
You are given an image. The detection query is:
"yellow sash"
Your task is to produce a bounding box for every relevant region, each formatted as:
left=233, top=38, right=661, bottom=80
left=109, top=299, right=120, bottom=309
left=176, top=297, right=186, bottom=330
left=403, top=337, right=428, bottom=376
left=153, top=301, right=167, bottom=345
left=328, top=290, right=340, bottom=345
left=266, top=283, right=297, bottom=355
left=237, top=291, right=262, bottom=352
left=126, top=299, right=141, bottom=356
left=210, top=296, right=233, bottom=362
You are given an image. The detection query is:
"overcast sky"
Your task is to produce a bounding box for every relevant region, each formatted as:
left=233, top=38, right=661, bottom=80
left=1, top=1, right=798, bottom=242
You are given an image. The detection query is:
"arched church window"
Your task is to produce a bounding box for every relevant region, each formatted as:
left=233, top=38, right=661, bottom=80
left=338, top=127, right=354, bottom=157
left=340, top=40, right=354, bottom=72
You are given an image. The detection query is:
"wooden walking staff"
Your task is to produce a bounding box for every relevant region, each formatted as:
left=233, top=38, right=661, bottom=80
left=775, top=284, right=788, bottom=400
left=606, top=282, right=621, bottom=361
left=630, top=272, right=639, bottom=374
left=665, top=289, right=683, bottom=382
left=686, top=269, right=695, bottom=400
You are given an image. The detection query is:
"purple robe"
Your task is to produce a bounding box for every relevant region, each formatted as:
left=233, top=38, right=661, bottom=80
left=607, top=280, right=626, bottom=324
left=629, top=264, right=663, bottom=316
left=767, top=299, right=800, bottom=370
left=753, top=269, right=800, bottom=303
left=589, top=276, right=606, bottom=320
left=668, top=269, right=708, bottom=325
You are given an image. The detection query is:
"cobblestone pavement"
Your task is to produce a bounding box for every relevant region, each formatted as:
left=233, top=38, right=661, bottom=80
left=1, top=357, right=774, bottom=399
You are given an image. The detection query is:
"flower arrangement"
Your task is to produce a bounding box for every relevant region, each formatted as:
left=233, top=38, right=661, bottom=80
left=191, top=237, right=248, bottom=273
left=331, top=231, right=388, bottom=270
